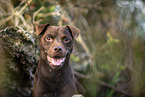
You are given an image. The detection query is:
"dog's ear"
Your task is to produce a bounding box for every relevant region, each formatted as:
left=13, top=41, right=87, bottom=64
left=66, top=25, right=80, bottom=40
left=35, top=23, right=50, bottom=36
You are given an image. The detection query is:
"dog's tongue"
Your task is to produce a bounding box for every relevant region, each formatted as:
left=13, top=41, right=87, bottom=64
left=51, top=58, right=62, bottom=65
left=47, top=56, right=65, bottom=66
left=51, top=58, right=65, bottom=66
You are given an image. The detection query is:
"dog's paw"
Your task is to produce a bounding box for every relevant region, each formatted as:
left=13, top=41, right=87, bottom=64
left=72, top=94, right=84, bottom=97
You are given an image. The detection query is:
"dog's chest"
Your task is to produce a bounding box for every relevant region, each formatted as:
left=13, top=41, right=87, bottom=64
left=41, top=68, right=67, bottom=83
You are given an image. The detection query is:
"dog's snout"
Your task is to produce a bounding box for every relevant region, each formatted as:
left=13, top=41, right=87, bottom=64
left=53, top=46, right=63, bottom=53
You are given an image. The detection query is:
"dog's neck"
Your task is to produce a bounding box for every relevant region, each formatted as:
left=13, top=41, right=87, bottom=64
left=37, top=54, right=73, bottom=83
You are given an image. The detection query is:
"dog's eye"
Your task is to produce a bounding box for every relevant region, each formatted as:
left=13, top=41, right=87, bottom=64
left=45, top=36, right=52, bottom=42
left=63, top=37, right=70, bottom=43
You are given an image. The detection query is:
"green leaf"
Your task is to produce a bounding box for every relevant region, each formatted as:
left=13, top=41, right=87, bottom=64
left=49, top=6, right=56, bottom=12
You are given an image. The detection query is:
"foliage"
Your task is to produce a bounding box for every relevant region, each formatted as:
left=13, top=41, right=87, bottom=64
left=1, top=0, right=145, bottom=97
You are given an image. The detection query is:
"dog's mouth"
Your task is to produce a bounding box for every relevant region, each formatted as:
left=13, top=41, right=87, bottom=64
left=47, top=56, right=65, bottom=66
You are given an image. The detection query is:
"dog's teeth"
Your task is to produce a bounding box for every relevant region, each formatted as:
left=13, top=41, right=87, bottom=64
left=47, top=56, right=65, bottom=66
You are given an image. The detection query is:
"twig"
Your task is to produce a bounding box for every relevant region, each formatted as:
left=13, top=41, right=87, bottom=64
left=78, top=35, right=92, bottom=58
left=33, top=6, right=44, bottom=23
left=18, top=14, right=27, bottom=26
left=0, top=7, right=6, bottom=13
left=0, top=0, right=32, bottom=26
left=26, top=0, right=34, bottom=28
left=14, top=0, right=25, bottom=12
left=0, top=15, right=13, bottom=26
left=100, top=81, right=132, bottom=97
left=74, top=71, right=90, bottom=79
left=74, top=71, right=132, bottom=97
left=17, top=0, right=32, bottom=15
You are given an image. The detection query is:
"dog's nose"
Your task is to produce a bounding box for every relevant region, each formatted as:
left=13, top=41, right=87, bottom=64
left=53, top=46, right=63, bottom=53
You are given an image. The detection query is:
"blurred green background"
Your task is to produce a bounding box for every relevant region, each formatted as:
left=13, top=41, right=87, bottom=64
left=1, top=0, right=145, bottom=97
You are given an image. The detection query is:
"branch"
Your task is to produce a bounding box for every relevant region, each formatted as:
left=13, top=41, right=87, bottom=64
left=18, top=14, right=27, bottom=27
left=100, top=81, right=132, bottom=97
left=74, top=71, right=90, bottom=79
left=14, top=0, right=25, bottom=12
left=33, top=6, right=44, bottom=23
left=0, top=15, right=13, bottom=26
left=74, top=71, right=132, bottom=97
left=17, top=0, right=32, bottom=14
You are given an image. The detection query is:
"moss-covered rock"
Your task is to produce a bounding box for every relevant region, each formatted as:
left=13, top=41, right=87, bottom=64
left=0, top=26, right=39, bottom=97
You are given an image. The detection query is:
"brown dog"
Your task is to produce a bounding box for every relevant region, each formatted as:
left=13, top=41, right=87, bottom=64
left=33, top=24, right=84, bottom=97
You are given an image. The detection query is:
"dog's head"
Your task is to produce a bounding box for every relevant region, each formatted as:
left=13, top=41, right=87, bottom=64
left=35, top=24, right=80, bottom=69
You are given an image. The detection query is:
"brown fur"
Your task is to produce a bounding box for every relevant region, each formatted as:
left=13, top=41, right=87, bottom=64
left=33, top=24, right=84, bottom=97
